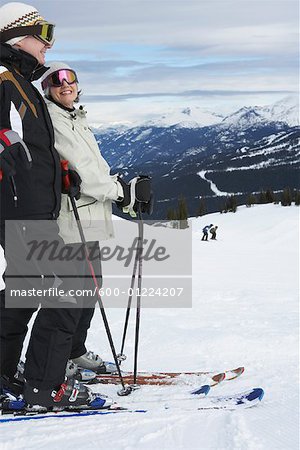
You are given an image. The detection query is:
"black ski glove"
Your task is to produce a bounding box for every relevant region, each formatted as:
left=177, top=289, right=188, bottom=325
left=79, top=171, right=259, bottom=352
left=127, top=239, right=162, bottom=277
left=116, top=175, right=153, bottom=216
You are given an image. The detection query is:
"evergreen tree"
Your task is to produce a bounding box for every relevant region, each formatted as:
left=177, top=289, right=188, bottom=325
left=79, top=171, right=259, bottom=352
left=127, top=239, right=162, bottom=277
left=166, top=197, right=189, bottom=228
left=258, top=190, right=268, bottom=204
left=226, top=195, right=237, bottom=212
left=177, top=196, right=189, bottom=229
left=167, top=208, right=176, bottom=221
left=220, top=196, right=237, bottom=213
left=281, top=188, right=292, bottom=206
left=196, top=198, right=206, bottom=217
left=294, top=190, right=300, bottom=206
left=246, top=193, right=257, bottom=207
left=265, top=189, right=276, bottom=203
left=231, top=195, right=237, bottom=212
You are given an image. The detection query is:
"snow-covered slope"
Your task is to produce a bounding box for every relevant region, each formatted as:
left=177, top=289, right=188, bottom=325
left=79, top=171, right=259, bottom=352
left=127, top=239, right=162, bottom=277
left=1, top=204, right=299, bottom=449
left=268, top=96, right=299, bottom=127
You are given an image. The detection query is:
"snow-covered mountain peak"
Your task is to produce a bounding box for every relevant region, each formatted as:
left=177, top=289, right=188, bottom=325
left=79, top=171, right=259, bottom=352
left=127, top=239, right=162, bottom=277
left=221, top=106, right=266, bottom=127
left=174, top=120, right=203, bottom=129
left=222, top=96, right=299, bottom=128
left=268, top=96, right=299, bottom=127
left=92, top=106, right=224, bottom=132
left=91, top=96, right=298, bottom=133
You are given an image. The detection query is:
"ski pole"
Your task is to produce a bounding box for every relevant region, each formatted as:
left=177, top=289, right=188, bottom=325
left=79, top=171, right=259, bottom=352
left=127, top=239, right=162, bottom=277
left=133, top=206, right=144, bottom=385
left=118, top=235, right=139, bottom=363
left=63, top=162, right=131, bottom=395
left=10, top=175, right=18, bottom=207
left=0, top=170, right=18, bottom=207
left=69, top=194, right=131, bottom=395
left=118, top=178, right=151, bottom=376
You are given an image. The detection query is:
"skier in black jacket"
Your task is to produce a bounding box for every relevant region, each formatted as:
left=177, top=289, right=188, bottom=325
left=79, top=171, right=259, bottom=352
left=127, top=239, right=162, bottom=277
left=0, top=2, right=111, bottom=411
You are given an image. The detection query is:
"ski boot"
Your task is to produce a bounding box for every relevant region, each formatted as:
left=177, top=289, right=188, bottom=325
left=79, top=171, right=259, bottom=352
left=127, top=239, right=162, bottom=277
left=65, top=360, right=97, bottom=384
left=17, top=359, right=97, bottom=385
left=0, top=375, right=26, bottom=412
left=72, top=351, right=118, bottom=375
left=23, top=377, right=113, bottom=411
left=0, top=374, right=24, bottom=397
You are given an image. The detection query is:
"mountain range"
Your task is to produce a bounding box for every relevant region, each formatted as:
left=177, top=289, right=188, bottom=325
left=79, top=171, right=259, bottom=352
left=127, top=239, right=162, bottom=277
left=93, top=96, right=300, bottom=219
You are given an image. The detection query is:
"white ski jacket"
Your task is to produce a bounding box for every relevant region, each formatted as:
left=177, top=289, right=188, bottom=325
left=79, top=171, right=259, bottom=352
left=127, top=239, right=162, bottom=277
left=46, top=100, right=123, bottom=243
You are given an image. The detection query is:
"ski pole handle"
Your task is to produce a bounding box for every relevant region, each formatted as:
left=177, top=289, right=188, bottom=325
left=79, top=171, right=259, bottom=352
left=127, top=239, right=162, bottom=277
left=60, top=159, right=71, bottom=192
left=60, top=159, right=81, bottom=200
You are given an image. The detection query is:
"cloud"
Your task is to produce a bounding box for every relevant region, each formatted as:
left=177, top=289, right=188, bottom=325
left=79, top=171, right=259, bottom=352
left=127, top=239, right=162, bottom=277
left=83, top=89, right=294, bottom=102
left=31, top=0, right=298, bottom=123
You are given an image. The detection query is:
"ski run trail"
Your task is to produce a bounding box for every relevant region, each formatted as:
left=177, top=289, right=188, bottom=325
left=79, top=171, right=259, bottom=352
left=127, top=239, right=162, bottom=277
left=0, top=204, right=299, bottom=450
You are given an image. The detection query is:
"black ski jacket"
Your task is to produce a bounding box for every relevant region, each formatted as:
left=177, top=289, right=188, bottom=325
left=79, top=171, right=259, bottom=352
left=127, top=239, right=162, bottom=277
left=0, top=43, right=61, bottom=223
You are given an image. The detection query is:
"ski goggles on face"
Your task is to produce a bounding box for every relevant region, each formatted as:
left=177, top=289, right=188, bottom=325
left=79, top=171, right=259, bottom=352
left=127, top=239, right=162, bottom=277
left=0, top=22, right=55, bottom=46
left=42, top=69, right=78, bottom=90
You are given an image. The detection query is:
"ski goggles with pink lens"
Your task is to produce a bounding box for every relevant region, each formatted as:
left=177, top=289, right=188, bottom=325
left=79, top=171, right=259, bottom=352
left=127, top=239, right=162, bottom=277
left=42, top=69, right=78, bottom=90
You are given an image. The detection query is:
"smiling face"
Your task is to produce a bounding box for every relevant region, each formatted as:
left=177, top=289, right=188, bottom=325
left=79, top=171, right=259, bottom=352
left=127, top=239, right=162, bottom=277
left=49, top=80, right=78, bottom=109
left=14, top=36, right=51, bottom=65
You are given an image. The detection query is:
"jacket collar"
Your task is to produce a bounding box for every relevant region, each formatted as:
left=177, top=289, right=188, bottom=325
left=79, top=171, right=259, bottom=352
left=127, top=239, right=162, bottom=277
left=47, top=96, right=75, bottom=113
left=0, top=43, right=48, bottom=81
left=46, top=97, right=87, bottom=119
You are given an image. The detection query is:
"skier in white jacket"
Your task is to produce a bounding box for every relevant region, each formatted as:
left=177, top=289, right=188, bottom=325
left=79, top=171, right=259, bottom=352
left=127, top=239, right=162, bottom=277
left=41, top=62, right=152, bottom=377
left=42, top=62, right=124, bottom=244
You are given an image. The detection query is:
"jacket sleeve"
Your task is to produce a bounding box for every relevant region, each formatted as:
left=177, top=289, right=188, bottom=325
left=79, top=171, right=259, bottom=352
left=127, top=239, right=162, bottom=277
left=0, top=76, right=12, bottom=130
left=52, top=115, right=124, bottom=202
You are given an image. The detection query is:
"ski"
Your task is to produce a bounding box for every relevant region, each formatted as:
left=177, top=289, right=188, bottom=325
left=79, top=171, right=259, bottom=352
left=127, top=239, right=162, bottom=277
left=96, top=366, right=244, bottom=386
left=0, top=407, right=147, bottom=423
left=196, top=387, right=264, bottom=411
left=163, top=387, right=264, bottom=412
left=0, top=387, right=263, bottom=423
left=0, top=384, right=210, bottom=422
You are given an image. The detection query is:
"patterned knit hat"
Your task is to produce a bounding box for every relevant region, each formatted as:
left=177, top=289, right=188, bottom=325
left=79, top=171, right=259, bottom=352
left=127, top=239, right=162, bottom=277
left=0, top=2, right=45, bottom=46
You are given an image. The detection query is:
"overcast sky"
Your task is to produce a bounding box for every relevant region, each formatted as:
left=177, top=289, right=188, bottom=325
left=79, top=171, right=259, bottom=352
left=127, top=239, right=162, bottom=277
left=27, top=0, right=299, bottom=124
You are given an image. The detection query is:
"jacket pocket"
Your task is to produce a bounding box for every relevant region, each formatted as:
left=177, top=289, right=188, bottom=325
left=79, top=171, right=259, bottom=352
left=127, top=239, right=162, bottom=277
left=86, top=201, right=105, bottom=228
left=74, top=203, right=92, bottom=227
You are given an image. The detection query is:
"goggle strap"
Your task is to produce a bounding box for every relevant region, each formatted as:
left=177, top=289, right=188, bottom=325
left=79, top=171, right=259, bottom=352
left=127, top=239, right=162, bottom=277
left=0, top=24, right=54, bottom=43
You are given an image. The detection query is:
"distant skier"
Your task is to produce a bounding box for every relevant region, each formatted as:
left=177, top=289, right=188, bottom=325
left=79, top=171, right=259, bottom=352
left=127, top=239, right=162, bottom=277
left=202, top=224, right=213, bottom=241
left=210, top=225, right=218, bottom=240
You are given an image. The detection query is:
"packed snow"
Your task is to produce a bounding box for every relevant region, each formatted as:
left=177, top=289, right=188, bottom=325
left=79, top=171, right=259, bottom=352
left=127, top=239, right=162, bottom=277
left=0, top=204, right=299, bottom=450
left=198, top=170, right=234, bottom=196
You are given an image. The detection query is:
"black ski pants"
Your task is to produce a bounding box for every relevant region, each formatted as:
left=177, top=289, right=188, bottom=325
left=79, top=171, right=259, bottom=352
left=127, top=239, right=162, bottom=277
left=69, top=240, right=102, bottom=360
left=70, top=308, right=94, bottom=360
left=202, top=231, right=208, bottom=241
left=0, top=222, right=99, bottom=389
left=0, top=292, right=83, bottom=389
